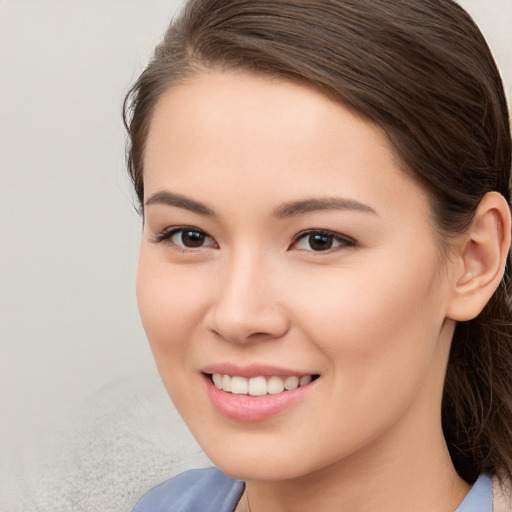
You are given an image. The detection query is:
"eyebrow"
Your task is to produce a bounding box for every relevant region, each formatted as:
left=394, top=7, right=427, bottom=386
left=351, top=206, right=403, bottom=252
left=145, top=190, right=377, bottom=218
left=273, top=197, right=377, bottom=218
left=145, top=191, right=215, bottom=216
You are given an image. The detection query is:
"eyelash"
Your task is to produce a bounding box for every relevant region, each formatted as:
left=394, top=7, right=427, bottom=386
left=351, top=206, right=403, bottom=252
left=151, top=227, right=355, bottom=253
left=290, top=230, right=355, bottom=253
left=151, top=226, right=217, bottom=251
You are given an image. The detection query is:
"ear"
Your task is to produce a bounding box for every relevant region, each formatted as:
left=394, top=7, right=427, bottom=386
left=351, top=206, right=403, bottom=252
left=446, top=191, right=511, bottom=321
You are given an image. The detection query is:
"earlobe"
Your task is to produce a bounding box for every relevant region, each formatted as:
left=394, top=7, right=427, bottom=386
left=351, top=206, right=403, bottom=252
left=447, top=191, right=511, bottom=322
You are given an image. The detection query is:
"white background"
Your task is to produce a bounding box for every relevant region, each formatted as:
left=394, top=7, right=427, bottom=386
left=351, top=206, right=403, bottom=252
left=1, top=0, right=511, bottom=470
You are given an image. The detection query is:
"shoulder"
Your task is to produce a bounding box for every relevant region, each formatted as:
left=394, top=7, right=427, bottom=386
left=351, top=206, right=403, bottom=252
left=132, top=467, right=244, bottom=512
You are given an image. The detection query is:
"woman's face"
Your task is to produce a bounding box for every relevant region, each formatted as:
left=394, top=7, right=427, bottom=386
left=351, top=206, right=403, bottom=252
left=137, top=71, right=458, bottom=481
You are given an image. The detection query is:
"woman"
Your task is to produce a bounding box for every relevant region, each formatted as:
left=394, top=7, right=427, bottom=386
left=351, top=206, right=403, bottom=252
left=124, top=0, right=512, bottom=510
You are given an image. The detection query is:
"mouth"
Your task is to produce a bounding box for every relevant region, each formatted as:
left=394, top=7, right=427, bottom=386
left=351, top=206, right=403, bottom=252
left=208, top=373, right=320, bottom=396
left=203, top=369, right=320, bottom=421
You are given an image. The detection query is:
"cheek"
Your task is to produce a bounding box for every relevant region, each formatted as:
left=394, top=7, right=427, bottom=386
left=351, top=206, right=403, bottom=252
left=136, top=249, right=206, bottom=359
left=285, top=273, right=447, bottom=453
left=290, top=253, right=446, bottom=387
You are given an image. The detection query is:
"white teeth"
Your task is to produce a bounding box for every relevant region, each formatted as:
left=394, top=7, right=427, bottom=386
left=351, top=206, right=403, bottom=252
left=299, top=375, right=312, bottom=386
left=212, top=373, right=223, bottom=389
left=221, top=374, right=231, bottom=392
left=211, top=373, right=315, bottom=396
left=267, top=376, right=285, bottom=394
left=249, top=376, right=267, bottom=396
left=231, top=376, right=248, bottom=394
left=284, top=375, right=299, bottom=390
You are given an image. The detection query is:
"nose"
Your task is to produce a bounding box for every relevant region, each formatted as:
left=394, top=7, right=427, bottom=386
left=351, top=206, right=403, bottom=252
left=205, top=251, right=290, bottom=344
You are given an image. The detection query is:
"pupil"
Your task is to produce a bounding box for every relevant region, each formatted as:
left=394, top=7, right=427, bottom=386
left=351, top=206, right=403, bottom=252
left=309, top=233, right=333, bottom=251
left=182, top=230, right=205, bottom=247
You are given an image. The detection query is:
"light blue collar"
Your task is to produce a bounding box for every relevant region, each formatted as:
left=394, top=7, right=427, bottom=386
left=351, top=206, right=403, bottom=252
left=133, top=468, right=493, bottom=512
left=455, top=474, right=493, bottom=512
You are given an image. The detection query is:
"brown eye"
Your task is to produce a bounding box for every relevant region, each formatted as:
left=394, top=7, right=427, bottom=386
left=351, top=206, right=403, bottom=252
left=176, top=229, right=208, bottom=248
left=152, top=226, right=217, bottom=249
left=292, top=230, right=355, bottom=252
left=308, top=233, right=334, bottom=251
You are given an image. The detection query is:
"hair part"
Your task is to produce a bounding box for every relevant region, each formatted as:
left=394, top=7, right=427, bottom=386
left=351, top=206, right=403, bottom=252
left=124, top=0, right=512, bottom=483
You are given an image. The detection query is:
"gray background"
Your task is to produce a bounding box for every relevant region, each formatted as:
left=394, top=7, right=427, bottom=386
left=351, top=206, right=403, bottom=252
left=0, top=0, right=184, bottom=462
left=1, top=0, right=511, bottom=473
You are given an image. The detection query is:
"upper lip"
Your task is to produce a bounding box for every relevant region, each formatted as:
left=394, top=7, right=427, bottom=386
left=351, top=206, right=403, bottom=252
left=200, top=363, right=318, bottom=379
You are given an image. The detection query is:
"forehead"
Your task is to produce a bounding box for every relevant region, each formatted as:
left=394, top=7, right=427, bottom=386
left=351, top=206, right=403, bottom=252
left=143, top=70, right=430, bottom=224
left=146, top=70, right=387, bottom=152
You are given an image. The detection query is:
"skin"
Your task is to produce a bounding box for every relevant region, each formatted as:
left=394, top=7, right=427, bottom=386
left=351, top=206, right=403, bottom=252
left=137, top=71, right=473, bottom=511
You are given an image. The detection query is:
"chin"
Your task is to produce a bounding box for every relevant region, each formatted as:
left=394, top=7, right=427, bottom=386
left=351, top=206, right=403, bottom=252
left=195, top=432, right=331, bottom=483
left=214, top=455, right=307, bottom=483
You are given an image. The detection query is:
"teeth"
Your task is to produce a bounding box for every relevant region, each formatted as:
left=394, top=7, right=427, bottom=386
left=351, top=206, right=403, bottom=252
left=299, top=375, right=312, bottom=386
left=222, top=374, right=231, bottom=392
left=267, top=376, right=284, bottom=394
left=249, top=376, right=267, bottom=396
left=211, top=373, right=315, bottom=396
left=231, top=376, right=248, bottom=394
left=212, top=373, right=223, bottom=388
left=284, top=375, right=299, bottom=390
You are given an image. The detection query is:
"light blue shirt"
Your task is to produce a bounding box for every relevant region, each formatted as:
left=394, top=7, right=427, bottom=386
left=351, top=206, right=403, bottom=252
left=132, top=467, right=492, bottom=512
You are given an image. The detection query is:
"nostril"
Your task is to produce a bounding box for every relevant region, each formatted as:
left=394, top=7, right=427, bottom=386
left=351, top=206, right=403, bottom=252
left=247, top=331, right=277, bottom=340
left=208, top=318, right=290, bottom=344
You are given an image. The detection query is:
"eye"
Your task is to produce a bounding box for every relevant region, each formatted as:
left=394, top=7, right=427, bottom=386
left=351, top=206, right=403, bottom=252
left=152, top=226, right=217, bottom=249
left=291, top=230, right=355, bottom=252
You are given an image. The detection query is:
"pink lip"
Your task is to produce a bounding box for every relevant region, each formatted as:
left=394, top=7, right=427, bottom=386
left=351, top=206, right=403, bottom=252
left=203, top=373, right=318, bottom=422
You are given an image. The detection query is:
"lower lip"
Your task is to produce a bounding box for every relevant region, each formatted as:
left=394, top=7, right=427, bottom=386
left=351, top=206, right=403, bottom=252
left=204, top=375, right=316, bottom=422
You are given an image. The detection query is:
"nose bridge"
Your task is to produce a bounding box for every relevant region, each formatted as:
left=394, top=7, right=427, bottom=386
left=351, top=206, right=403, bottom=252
left=207, top=246, right=289, bottom=343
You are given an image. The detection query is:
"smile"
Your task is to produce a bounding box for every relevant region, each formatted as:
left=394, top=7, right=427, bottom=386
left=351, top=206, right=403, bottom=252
left=210, top=373, right=317, bottom=396
left=204, top=369, right=320, bottom=421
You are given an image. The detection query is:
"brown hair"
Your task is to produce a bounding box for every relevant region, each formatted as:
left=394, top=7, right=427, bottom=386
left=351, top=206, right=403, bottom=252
left=123, top=0, right=512, bottom=483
